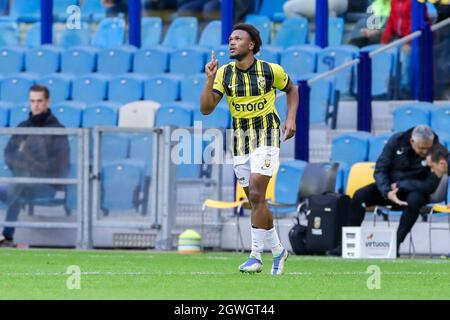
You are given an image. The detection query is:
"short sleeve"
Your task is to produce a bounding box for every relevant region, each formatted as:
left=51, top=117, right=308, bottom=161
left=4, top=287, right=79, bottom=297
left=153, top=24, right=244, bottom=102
left=270, top=63, right=290, bottom=91
left=212, top=66, right=225, bottom=97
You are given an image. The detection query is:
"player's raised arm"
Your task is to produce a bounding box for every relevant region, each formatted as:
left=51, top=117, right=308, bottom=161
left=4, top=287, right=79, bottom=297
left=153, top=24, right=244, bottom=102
left=200, top=50, right=222, bottom=115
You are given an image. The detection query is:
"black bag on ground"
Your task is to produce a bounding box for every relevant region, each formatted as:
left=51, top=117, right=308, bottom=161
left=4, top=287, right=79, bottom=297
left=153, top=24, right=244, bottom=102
left=288, top=220, right=308, bottom=255
left=305, top=193, right=350, bottom=254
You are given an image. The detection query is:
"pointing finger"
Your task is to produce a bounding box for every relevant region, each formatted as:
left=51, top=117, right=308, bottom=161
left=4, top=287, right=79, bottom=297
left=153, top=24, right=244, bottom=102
left=211, top=50, right=215, bottom=62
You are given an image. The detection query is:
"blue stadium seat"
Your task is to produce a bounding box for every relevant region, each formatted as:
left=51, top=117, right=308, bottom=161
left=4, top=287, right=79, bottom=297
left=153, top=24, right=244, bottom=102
left=81, top=0, right=105, bottom=22
left=0, top=73, right=37, bottom=104
left=133, top=47, right=170, bottom=74
left=274, top=160, right=307, bottom=208
left=181, top=73, right=206, bottom=104
left=24, top=23, right=56, bottom=48
left=0, top=101, right=12, bottom=127
left=101, top=162, right=142, bottom=212
left=0, top=46, right=25, bottom=75
left=207, top=45, right=231, bottom=66
left=273, top=17, right=308, bottom=48
left=72, top=73, right=109, bottom=103
left=198, top=20, right=221, bottom=48
left=281, top=45, right=320, bottom=79
left=431, top=106, right=450, bottom=137
left=97, top=46, right=136, bottom=76
left=155, top=103, right=194, bottom=127
left=141, top=17, right=163, bottom=48
left=169, top=48, right=206, bottom=75
left=256, top=45, right=281, bottom=64
left=329, top=17, right=344, bottom=46
left=0, top=17, right=19, bottom=46
left=317, top=45, right=358, bottom=96
left=59, top=22, right=91, bottom=48
left=245, top=15, right=272, bottom=45
left=129, top=134, right=153, bottom=176
left=193, top=103, right=230, bottom=129
left=369, top=133, right=392, bottom=162
left=331, top=133, right=371, bottom=191
left=392, top=103, right=432, bottom=132
left=10, top=0, right=40, bottom=22
left=91, top=17, right=126, bottom=48
left=162, top=17, right=198, bottom=48
left=52, top=101, right=85, bottom=128
left=9, top=104, right=31, bottom=127
left=144, top=74, right=181, bottom=104
left=82, top=102, right=120, bottom=128
left=297, top=73, right=333, bottom=124
left=259, top=0, right=287, bottom=22
left=61, top=46, right=98, bottom=75
left=108, top=74, right=146, bottom=104
left=101, top=133, right=129, bottom=163
left=25, top=45, right=62, bottom=75
left=39, top=73, right=73, bottom=103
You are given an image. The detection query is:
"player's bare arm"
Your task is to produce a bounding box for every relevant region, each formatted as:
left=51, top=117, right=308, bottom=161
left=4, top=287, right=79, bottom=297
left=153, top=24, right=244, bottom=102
left=200, top=50, right=221, bottom=115
left=282, top=79, right=299, bottom=141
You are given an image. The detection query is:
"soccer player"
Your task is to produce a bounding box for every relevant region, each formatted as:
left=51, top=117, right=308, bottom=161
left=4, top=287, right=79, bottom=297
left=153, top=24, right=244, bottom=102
left=200, top=23, right=299, bottom=275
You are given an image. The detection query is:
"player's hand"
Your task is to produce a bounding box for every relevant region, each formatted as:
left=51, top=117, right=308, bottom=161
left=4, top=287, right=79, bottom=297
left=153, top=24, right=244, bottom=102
left=205, top=50, right=219, bottom=80
left=282, top=118, right=296, bottom=141
left=387, top=188, right=408, bottom=207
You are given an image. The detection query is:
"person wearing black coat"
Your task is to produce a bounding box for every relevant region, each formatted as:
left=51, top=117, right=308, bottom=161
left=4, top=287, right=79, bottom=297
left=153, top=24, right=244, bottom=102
left=328, top=125, right=441, bottom=257
left=350, top=125, right=440, bottom=254
left=0, top=85, right=70, bottom=246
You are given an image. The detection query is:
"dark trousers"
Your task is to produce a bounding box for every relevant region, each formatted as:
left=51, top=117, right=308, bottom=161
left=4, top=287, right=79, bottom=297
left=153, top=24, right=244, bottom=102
left=1, top=185, right=56, bottom=240
left=348, top=183, right=428, bottom=249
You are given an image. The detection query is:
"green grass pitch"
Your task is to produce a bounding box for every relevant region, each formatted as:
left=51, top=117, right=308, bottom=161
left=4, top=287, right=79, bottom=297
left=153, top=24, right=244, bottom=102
left=0, top=248, right=449, bottom=300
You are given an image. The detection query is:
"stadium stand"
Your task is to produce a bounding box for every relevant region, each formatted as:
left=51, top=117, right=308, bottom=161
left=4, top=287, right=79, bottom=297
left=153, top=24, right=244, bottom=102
left=181, top=73, right=206, bottom=104
left=0, top=16, right=19, bottom=46
left=198, top=20, right=222, bottom=48
left=430, top=106, right=450, bottom=140
left=0, top=73, right=37, bottom=104
left=97, top=46, right=136, bottom=76
left=133, top=47, right=170, bottom=74
left=0, top=46, right=25, bottom=75
left=82, top=101, right=120, bottom=128
left=169, top=48, right=206, bottom=75
left=392, top=103, right=433, bottom=132
left=39, top=73, right=73, bottom=103
left=141, top=16, right=163, bottom=48
left=25, top=45, right=62, bottom=75
left=81, top=0, right=106, bottom=22
left=368, top=133, right=392, bottom=162
left=144, top=74, right=182, bottom=104
left=52, top=101, right=85, bottom=128
left=91, top=17, right=126, bottom=48
left=245, top=14, right=272, bottom=45
left=273, top=17, right=309, bottom=48
left=281, top=45, right=320, bottom=79
left=10, top=0, right=40, bottom=23
left=118, top=101, right=159, bottom=128
left=61, top=46, right=98, bottom=75
left=258, top=0, right=287, bottom=22
left=107, top=74, right=146, bottom=104
left=162, top=17, right=198, bottom=48
left=71, top=73, right=109, bottom=103
left=59, top=22, right=91, bottom=48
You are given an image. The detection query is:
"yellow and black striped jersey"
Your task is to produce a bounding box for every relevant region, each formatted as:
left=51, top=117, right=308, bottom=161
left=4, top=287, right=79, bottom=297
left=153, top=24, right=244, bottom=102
left=212, top=59, right=290, bottom=156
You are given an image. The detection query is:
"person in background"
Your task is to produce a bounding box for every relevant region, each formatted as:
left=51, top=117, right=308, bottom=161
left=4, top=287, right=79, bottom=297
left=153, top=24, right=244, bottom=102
left=103, top=0, right=128, bottom=17
left=283, top=0, right=348, bottom=19
left=0, top=85, right=70, bottom=247
left=177, top=0, right=251, bottom=22
left=348, top=0, right=390, bottom=47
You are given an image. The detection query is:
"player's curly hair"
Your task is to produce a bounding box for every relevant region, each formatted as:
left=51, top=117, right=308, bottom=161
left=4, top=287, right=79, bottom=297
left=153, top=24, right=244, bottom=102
left=232, top=23, right=262, bottom=54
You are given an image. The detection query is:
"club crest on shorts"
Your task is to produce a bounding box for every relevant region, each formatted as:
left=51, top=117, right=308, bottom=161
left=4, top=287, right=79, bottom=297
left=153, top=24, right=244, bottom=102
left=258, top=76, right=266, bottom=90
left=264, top=159, right=271, bottom=168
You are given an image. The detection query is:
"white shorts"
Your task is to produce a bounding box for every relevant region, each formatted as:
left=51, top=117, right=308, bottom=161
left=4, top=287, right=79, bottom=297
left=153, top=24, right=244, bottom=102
left=233, top=146, right=280, bottom=188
